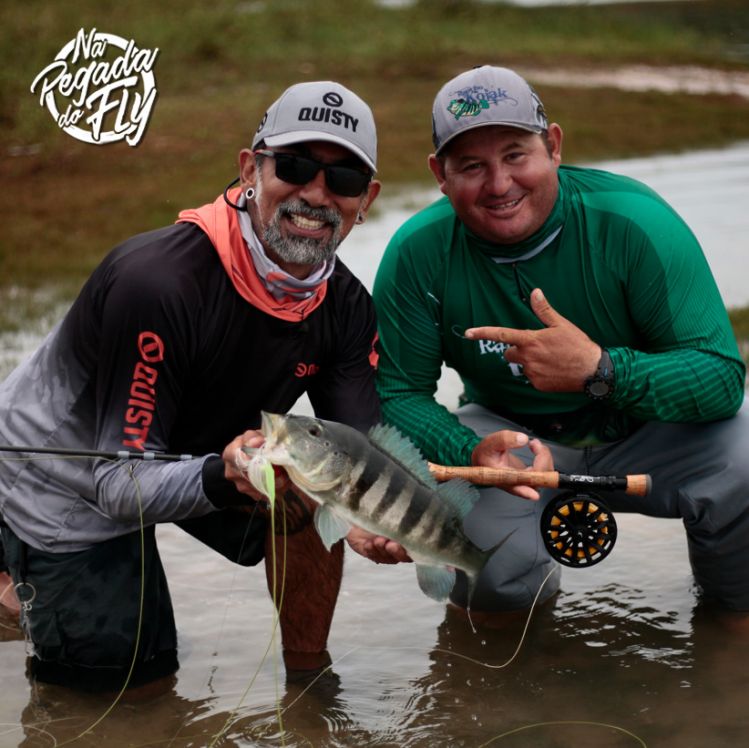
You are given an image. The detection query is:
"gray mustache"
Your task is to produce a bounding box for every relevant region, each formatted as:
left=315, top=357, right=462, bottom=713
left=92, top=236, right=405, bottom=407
left=279, top=200, right=342, bottom=228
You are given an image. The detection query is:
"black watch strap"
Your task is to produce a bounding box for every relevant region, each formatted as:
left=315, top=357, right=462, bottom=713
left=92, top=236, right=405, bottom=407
left=584, top=348, right=615, bottom=401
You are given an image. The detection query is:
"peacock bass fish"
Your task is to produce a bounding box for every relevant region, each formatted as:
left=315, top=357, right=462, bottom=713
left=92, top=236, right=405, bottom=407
left=244, top=411, right=510, bottom=604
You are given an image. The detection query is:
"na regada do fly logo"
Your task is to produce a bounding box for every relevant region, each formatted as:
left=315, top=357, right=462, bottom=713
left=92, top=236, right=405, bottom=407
left=31, top=28, right=159, bottom=147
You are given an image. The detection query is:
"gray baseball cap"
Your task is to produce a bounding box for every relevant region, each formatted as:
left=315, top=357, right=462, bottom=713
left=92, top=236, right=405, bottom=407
left=432, top=66, right=548, bottom=154
left=252, top=81, right=377, bottom=172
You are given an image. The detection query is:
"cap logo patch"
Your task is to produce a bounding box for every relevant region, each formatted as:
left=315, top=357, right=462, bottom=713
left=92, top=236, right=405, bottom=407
left=251, top=82, right=377, bottom=171
left=322, top=91, right=343, bottom=107
left=447, top=85, right=518, bottom=120
left=298, top=103, right=359, bottom=132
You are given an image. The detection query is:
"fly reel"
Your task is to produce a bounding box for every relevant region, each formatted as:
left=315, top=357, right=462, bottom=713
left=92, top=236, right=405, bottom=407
left=427, top=462, right=648, bottom=568
left=540, top=491, right=617, bottom=567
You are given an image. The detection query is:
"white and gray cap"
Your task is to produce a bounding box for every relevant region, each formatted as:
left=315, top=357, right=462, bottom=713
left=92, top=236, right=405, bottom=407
left=252, top=81, right=377, bottom=172
left=432, top=66, right=548, bottom=154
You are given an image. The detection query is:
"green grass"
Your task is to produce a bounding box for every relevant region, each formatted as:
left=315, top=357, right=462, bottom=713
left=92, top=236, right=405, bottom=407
left=729, top=307, right=749, bottom=367
left=1, top=0, right=749, bottom=345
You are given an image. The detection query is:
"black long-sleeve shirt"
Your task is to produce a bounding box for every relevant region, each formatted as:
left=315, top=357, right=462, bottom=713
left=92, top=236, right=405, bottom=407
left=0, top=220, right=379, bottom=551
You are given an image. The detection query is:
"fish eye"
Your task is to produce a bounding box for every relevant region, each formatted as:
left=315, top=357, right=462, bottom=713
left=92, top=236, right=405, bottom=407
left=308, top=425, right=322, bottom=437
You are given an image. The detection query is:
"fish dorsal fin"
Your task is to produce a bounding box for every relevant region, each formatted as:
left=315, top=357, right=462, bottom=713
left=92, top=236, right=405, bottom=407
left=367, top=423, right=438, bottom=489
left=435, top=478, right=480, bottom=520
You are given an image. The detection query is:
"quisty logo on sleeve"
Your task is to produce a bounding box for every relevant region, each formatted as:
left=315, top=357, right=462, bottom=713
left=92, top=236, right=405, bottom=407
left=121, top=331, right=164, bottom=450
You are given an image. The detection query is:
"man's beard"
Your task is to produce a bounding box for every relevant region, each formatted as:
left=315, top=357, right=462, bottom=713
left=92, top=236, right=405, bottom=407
left=262, top=199, right=344, bottom=266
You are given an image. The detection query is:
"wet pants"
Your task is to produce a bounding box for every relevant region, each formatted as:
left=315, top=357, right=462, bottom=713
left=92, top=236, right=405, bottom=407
left=450, top=401, right=749, bottom=612
left=0, top=508, right=267, bottom=691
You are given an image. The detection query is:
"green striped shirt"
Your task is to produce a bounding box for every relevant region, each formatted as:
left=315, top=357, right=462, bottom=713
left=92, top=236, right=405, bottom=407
left=373, top=165, right=745, bottom=465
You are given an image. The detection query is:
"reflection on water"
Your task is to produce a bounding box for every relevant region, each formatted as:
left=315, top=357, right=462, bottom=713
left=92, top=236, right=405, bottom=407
left=3, top=516, right=749, bottom=747
left=2, top=144, right=749, bottom=746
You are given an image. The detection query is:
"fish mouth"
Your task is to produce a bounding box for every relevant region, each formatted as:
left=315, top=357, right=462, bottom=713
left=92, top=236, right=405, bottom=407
left=260, top=411, right=286, bottom=442
left=257, top=411, right=293, bottom=465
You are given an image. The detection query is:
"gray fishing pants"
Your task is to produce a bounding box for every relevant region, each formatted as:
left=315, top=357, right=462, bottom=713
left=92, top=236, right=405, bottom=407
left=450, top=401, right=749, bottom=612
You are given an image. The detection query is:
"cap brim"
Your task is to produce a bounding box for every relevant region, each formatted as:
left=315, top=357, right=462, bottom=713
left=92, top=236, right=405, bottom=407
left=435, top=120, right=544, bottom=155
left=261, top=131, right=377, bottom=173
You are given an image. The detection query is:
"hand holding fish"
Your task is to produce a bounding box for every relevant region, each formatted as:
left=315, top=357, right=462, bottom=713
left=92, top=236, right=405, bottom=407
left=465, top=288, right=601, bottom=392
left=471, top=430, right=553, bottom=502
left=346, top=526, right=412, bottom=564
left=223, top=429, right=290, bottom=503
left=246, top=412, right=517, bottom=604
left=223, top=431, right=319, bottom=533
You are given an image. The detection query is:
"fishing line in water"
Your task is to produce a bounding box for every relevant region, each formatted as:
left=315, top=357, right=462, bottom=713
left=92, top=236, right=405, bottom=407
left=162, top=501, right=274, bottom=748
left=0, top=719, right=63, bottom=747
left=276, top=565, right=647, bottom=748
left=57, top=462, right=146, bottom=747
left=0, top=454, right=147, bottom=748
left=437, top=565, right=557, bottom=671
left=0, top=450, right=297, bottom=747
left=0, top=452, right=646, bottom=748
left=282, top=564, right=559, bottom=716
left=477, top=720, right=648, bottom=747
left=265, top=464, right=286, bottom=743
left=206, top=461, right=292, bottom=748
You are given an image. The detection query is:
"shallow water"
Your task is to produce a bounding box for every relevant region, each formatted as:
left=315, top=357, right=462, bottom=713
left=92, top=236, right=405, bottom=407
left=1, top=144, right=748, bottom=747
left=3, top=518, right=747, bottom=748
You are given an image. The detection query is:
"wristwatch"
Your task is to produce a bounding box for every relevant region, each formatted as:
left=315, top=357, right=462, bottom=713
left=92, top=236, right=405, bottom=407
left=584, top=348, right=615, bottom=401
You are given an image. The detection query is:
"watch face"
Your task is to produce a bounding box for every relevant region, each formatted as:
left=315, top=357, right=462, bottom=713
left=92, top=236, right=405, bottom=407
left=587, top=379, right=611, bottom=398
left=585, top=349, right=614, bottom=400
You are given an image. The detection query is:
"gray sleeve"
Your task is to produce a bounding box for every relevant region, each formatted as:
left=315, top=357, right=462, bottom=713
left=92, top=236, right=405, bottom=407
left=92, top=455, right=218, bottom=523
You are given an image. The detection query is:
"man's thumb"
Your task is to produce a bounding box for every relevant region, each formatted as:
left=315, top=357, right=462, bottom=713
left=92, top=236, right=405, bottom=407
left=531, top=288, right=564, bottom=328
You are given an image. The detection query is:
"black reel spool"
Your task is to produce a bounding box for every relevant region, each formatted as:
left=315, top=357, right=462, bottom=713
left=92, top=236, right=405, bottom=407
left=541, top=491, right=617, bottom=567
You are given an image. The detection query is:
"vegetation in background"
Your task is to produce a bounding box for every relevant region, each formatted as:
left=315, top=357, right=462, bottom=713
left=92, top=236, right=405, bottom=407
left=1, top=0, right=748, bottom=355
left=729, top=307, right=749, bottom=369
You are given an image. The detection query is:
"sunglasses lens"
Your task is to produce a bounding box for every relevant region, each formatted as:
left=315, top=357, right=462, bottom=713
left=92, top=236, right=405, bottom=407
left=272, top=153, right=369, bottom=197
left=326, top=167, right=370, bottom=197
left=273, top=154, right=317, bottom=185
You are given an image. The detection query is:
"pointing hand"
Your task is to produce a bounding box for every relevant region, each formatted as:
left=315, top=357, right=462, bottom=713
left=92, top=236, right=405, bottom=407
left=465, top=288, right=601, bottom=392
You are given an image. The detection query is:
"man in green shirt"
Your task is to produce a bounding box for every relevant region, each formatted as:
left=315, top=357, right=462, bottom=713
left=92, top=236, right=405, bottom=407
left=373, top=65, right=747, bottom=616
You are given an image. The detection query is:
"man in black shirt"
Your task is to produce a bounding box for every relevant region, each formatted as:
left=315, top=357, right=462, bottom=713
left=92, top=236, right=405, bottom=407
left=0, top=81, right=395, bottom=691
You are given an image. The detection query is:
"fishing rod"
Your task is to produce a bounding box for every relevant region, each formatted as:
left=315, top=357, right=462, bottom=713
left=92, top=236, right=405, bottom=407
left=0, top=445, right=642, bottom=569
left=0, top=445, right=196, bottom=461
left=0, top=445, right=651, bottom=495
left=427, top=463, right=651, bottom=497
left=428, top=462, right=652, bottom=569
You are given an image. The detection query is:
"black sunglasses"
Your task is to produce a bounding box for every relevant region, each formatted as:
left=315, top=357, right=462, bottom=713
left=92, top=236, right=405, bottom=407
left=255, top=149, right=372, bottom=198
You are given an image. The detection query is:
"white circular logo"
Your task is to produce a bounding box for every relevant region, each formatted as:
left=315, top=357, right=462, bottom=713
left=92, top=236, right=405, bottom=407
left=30, top=28, right=159, bottom=147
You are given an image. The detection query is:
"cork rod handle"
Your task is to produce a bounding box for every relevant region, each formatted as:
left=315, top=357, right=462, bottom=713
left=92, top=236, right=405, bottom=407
left=427, top=463, right=651, bottom=497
